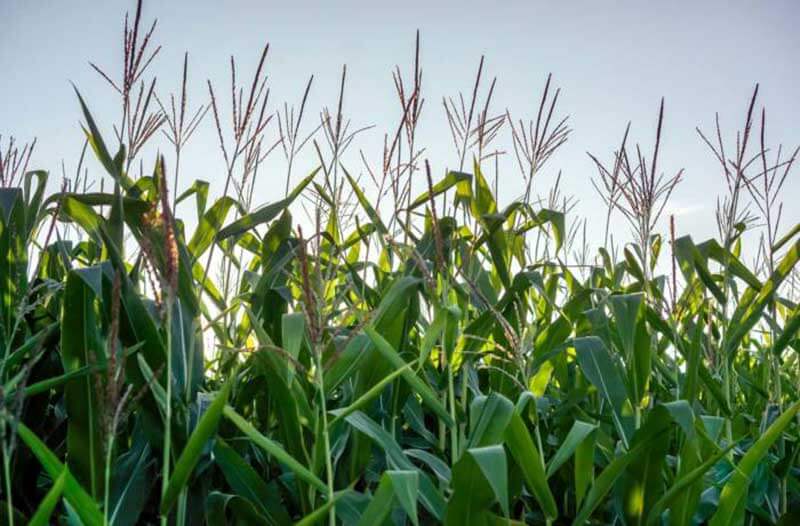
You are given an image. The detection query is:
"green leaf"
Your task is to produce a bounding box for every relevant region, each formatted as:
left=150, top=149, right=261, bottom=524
left=213, top=439, right=290, bottom=526
left=608, top=293, right=651, bottom=405
left=343, top=411, right=446, bottom=520
left=571, top=439, right=648, bottom=525
left=246, top=307, right=311, bottom=478
left=293, top=491, right=349, bottom=526
left=409, top=171, right=472, bottom=209
left=773, top=222, right=800, bottom=252
left=222, top=405, right=327, bottom=493
left=709, top=401, right=800, bottom=526
left=160, top=373, right=236, bottom=514
left=444, top=446, right=508, bottom=525
left=608, top=293, right=643, bottom=358
left=188, top=196, right=237, bottom=257
left=725, top=239, right=800, bottom=356
left=176, top=179, right=210, bottom=217
left=217, top=169, right=317, bottom=240
left=344, top=168, right=389, bottom=238
left=329, top=363, right=413, bottom=426
left=574, top=425, right=596, bottom=509
left=73, top=87, right=128, bottom=185
left=23, top=364, right=101, bottom=397
left=572, top=404, right=695, bottom=525
left=357, top=471, right=419, bottom=526
left=365, top=326, right=453, bottom=427
left=16, top=423, right=104, bottom=526
left=621, top=407, right=673, bottom=525
left=281, top=312, right=306, bottom=375
left=108, top=429, right=152, bottom=526
left=29, top=469, right=67, bottom=526
left=772, top=302, right=800, bottom=356
left=674, top=235, right=724, bottom=303
left=205, top=491, right=270, bottom=525
left=573, top=336, right=631, bottom=443
left=467, top=393, right=514, bottom=448
left=646, top=443, right=734, bottom=526
left=61, top=267, right=106, bottom=499
left=505, top=413, right=558, bottom=520
left=546, top=420, right=597, bottom=478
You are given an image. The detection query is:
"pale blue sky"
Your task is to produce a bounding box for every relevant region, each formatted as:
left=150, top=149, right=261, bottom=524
left=2, top=0, right=799, bottom=257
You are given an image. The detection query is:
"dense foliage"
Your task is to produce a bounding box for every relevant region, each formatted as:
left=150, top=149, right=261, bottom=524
left=2, top=2, right=800, bottom=524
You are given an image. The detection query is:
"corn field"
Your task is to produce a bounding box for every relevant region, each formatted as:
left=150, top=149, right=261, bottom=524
left=2, top=1, right=800, bottom=525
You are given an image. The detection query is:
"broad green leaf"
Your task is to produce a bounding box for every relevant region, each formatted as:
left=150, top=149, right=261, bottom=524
left=73, top=87, right=129, bottom=186
left=293, top=491, right=349, bottom=526
left=217, top=169, right=317, bottom=240
left=222, top=405, right=327, bottom=493
left=205, top=491, right=270, bottom=525
left=571, top=438, right=649, bottom=525
left=725, top=239, right=800, bottom=356
left=467, top=393, right=514, bottom=448
left=160, top=373, right=236, bottom=513
left=505, top=413, right=558, bottom=520
left=546, top=420, right=597, bottom=478
left=61, top=267, right=106, bottom=498
left=574, top=426, right=596, bottom=509
left=409, top=171, right=472, bottom=209
left=772, top=302, right=800, bottom=356
left=773, top=223, right=800, bottom=252
left=213, top=439, right=290, bottom=526
left=444, top=446, right=508, bottom=525
left=329, top=363, right=412, bottom=425
left=29, top=469, right=67, bottom=526
left=344, top=168, right=389, bottom=237
left=188, top=196, right=236, bottom=257
left=108, top=428, right=152, bottom=526
left=281, top=311, right=306, bottom=381
left=608, top=293, right=651, bottom=405
left=573, top=336, right=631, bottom=443
left=365, top=326, right=453, bottom=426
left=17, top=423, right=104, bottom=526
left=646, top=444, right=734, bottom=526
left=709, top=401, right=800, bottom=526
left=176, top=179, right=210, bottom=217
left=23, top=364, right=100, bottom=397
left=357, top=471, right=419, bottom=526
left=343, top=411, right=446, bottom=520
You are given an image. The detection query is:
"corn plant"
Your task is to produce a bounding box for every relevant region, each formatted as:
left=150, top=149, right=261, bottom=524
left=2, top=1, right=800, bottom=525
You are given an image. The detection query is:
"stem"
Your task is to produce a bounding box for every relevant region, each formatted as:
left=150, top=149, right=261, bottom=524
left=172, top=148, right=182, bottom=210
left=104, top=435, right=115, bottom=526
left=447, top=361, right=458, bottom=464
left=314, top=346, right=335, bottom=526
left=314, top=336, right=336, bottom=526
left=2, top=438, right=13, bottom=526
left=722, top=346, right=733, bottom=446
left=160, top=297, right=174, bottom=526
left=177, top=491, right=187, bottom=526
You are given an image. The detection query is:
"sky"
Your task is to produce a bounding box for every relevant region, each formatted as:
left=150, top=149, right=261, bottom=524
left=2, top=0, right=799, bottom=262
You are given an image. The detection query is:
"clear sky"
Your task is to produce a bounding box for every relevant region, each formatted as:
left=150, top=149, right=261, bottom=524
left=3, top=0, right=799, bottom=261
